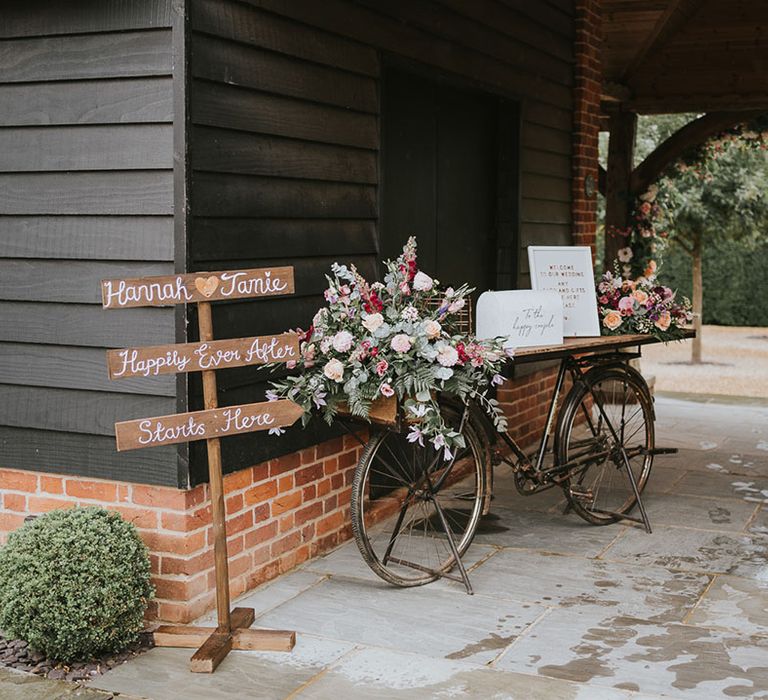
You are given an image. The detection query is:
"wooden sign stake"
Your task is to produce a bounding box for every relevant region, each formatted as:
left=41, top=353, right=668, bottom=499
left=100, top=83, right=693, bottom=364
left=103, top=268, right=299, bottom=673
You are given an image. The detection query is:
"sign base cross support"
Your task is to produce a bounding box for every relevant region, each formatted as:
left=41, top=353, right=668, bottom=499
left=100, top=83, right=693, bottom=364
left=151, top=301, right=295, bottom=672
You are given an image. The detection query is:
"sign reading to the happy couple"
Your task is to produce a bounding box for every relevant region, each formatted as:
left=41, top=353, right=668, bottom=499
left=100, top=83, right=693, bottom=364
left=101, top=268, right=302, bottom=450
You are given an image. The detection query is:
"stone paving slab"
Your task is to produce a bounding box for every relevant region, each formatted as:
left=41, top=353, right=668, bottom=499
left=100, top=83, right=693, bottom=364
left=657, top=448, right=767, bottom=477
left=495, top=605, right=768, bottom=699
left=291, top=646, right=669, bottom=700
left=90, top=636, right=354, bottom=700
left=750, top=507, right=768, bottom=536
left=0, top=667, right=136, bottom=700
left=472, top=505, right=623, bottom=557
left=463, top=548, right=709, bottom=621
left=673, top=470, right=768, bottom=503
left=640, top=492, right=759, bottom=532
left=601, top=525, right=768, bottom=578
left=686, top=574, right=768, bottom=638
left=254, top=576, right=546, bottom=665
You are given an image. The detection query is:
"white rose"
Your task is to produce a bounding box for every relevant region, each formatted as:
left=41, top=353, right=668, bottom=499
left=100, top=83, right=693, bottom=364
left=362, top=313, right=384, bottom=333
left=323, top=358, right=344, bottom=382
left=423, top=320, right=442, bottom=339
left=413, top=271, right=434, bottom=291
left=332, top=330, right=354, bottom=353
left=617, top=247, right=633, bottom=263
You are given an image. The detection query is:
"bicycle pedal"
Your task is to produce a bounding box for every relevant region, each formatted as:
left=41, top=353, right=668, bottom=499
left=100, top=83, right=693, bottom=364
left=569, top=485, right=594, bottom=501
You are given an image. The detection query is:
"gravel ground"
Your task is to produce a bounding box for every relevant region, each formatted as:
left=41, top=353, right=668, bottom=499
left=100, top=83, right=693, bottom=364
left=642, top=324, right=768, bottom=399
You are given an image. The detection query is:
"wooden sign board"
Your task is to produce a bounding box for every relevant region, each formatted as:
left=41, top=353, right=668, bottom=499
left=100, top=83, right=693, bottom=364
left=527, top=246, right=600, bottom=337
left=115, top=399, right=304, bottom=452
left=101, top=267, right=294, bottom=308
left=476, top=290, right=564, bottom=349
left=107, top=333, right=299, bottom=379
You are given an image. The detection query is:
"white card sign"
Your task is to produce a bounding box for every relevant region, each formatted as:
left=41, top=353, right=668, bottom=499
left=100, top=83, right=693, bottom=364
left=476, top=290, right=563, bottom=349
left=528, top=246, right=600, bottom=337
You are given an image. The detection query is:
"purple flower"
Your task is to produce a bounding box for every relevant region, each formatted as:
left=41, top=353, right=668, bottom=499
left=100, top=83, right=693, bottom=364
left=491, top=374, right=505, bottom=386
left=313, top=391, right=327, bottom=409
left=406, top=426, right=425, bottom=447
left=265, top=390, right=279, bottom=402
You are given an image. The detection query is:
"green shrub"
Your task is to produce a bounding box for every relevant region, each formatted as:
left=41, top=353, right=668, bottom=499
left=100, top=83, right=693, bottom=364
left=0, top=506, right=154, bottom=662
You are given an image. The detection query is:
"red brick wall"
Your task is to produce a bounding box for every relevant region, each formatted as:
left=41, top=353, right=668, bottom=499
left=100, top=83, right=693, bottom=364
left=572, top=0, right=602, bottom=255
left=0, top=434, right=363, bottom=624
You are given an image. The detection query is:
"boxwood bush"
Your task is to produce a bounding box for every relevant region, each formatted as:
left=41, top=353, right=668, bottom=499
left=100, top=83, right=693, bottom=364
left=0, top=507, right=154, bottom=662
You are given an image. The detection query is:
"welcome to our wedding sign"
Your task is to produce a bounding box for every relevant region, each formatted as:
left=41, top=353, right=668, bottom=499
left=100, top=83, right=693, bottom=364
left=527, top=246, right=600, bottom=337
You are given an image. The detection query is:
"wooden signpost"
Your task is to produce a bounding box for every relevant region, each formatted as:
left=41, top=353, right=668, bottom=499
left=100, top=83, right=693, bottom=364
left=103, top=267, right=301, bottom=673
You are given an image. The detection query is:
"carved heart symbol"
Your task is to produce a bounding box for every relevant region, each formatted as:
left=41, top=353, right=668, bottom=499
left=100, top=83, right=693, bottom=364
left=195, top=275, right=219, bottom=298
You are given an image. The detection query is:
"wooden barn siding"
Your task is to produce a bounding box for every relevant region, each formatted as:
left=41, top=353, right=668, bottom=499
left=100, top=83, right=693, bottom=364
left=0, top=1, right=179, bottom=485
left=187, top=0, right=574, bottom=481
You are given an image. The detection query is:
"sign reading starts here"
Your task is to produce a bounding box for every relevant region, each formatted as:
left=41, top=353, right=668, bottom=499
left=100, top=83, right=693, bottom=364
left=115, top=400, right=304, bottom=451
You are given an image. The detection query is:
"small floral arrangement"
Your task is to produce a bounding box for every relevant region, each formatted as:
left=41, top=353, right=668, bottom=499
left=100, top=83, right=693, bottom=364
left=597, top=267, right=692, bottom=340
left=268, top=237, right=512, bottom=459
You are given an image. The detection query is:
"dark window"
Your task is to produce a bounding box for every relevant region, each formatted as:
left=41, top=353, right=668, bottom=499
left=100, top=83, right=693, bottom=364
left=380, top=67, right=519, bottom=293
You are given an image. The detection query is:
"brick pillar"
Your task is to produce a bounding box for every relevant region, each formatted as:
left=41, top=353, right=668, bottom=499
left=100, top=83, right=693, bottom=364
left=572, top=0, right=602, bottom=256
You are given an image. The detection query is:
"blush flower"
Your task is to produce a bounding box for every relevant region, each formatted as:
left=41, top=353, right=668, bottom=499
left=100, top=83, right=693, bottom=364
left=423, top=319, right=442, bottom=339
left=390, top=334, right=412, bottom=353
left=379, top=382, right=395, bottom=398
left=332, top=330, right=354, bottom=353
left=633, top=290, right=649, bottom=305
left=375, top=359, right=389, bottom=376
left=323, top=358, right=344, bottom=382
left=603, top=310, right=623, bottom=331
left=436, top=344, right=459, bottom=367
left=618, top=296, right=635, bottom=316
left=654, top=310, right=672, bottom=332
left=412, top=271, right=434, bottom=291
left=362, top=312, right=384, bottom=333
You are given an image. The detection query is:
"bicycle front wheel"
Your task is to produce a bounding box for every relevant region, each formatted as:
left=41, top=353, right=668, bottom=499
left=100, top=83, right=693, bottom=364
left=556, top=365, right=654, bottom=525
left=350, top=415, right=487, bottom=587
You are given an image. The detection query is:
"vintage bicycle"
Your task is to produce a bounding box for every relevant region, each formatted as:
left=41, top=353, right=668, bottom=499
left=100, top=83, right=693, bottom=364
left=344, top=333, right=687, bottom=594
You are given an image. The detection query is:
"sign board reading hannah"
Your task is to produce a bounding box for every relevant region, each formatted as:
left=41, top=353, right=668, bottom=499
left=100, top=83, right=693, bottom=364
left=476, top=290, right=563, bottom=349
left=115, top=399, right=304, bottom=451
left=101, top=267, right=294, bottom=308
left=527, top=246, right=600, bottom=337
left=107, top=333, right=299, bottom=379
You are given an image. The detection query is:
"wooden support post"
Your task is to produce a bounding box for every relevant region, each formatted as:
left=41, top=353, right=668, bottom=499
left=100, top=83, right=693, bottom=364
left=604, top=109, right=637, bottom=270
left=197, top=300, right=231, bottom=634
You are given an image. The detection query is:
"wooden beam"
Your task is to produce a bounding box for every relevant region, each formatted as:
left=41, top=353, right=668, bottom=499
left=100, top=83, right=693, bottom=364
left=602, top=81, right=631, bottom=103
left=603, top=110, right=637, bottom=269
left=630, top=94, right=768, bottom=115
left=622, top=0, right=701, bottom=85
left=630, top=110, right=765, bottom=195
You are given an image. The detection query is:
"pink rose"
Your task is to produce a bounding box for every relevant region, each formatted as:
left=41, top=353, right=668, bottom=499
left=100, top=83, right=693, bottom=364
left=618, top=296, right=635, bottom=316
left=603, top=310, right=623, bottom=331
left=332, top=330, right=354, bottom=353
left=375, top=359, right=389, bottom=376
left=380, top=382, right=395, bottom=398
left=390, top=334, right=412, bottom=353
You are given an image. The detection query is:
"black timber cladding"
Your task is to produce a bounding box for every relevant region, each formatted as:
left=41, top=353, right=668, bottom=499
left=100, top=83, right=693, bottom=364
left=0, top=0, right=181, bottom=486
left=186, top=0, right=574, bottom=484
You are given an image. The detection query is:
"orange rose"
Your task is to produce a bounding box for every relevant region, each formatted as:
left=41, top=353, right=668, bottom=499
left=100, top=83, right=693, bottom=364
left=644, top=260, right=657, bottom=278
left=633, top=290, right=649, bottom=305
left=603, top=310, right=623, bottom=331
left=654, top=311, right=672, bottom=332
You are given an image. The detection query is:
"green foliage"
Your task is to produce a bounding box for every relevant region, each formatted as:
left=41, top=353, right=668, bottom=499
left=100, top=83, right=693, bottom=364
left=0, top=507, right=154, bottom=662
left=661, top=237, right=768, bottom=326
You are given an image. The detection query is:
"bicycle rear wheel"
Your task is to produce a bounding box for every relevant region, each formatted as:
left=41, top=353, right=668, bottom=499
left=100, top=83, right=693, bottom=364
left=350, top=411, right=487, bottom=587
left=555, top=365, right=654, bottom=525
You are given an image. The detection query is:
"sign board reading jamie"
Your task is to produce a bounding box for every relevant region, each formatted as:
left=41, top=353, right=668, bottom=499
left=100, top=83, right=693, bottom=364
left=107, top=333, right=299, bottom=379
left=476, top=290, right=563, bottom=349
left=527, top=246, right=600, bottom=337
left=101, top=267, right=294, bottom=308
left=115, top=399, right=304, bottom=451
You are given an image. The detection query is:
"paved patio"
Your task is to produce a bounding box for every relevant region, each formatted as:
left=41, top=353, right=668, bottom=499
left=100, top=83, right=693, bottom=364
left=85, top=394, right=768, bottom=700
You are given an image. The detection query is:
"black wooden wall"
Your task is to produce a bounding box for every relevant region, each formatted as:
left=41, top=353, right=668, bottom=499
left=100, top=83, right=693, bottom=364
left=0, top=1, right=182, bottom=486
left=186, top=0, right=575, bottom=483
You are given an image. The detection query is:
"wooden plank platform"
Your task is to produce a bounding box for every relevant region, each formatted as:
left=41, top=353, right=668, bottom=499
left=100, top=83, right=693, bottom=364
left=513, top=330, right=695, bottom=364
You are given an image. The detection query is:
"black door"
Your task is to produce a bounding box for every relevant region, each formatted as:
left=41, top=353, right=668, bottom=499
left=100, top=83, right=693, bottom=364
left=380, top=68, right=501, bottom=293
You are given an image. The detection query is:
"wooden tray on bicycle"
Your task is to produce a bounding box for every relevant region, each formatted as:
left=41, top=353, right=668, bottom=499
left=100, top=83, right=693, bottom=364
left=336, top=396, right=399, bottom=427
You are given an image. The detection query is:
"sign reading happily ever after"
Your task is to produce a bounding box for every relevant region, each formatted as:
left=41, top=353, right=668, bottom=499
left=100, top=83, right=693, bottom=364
left=527, top=246, right=600, bottom=337
left=476, top=290, right=563, bottom=349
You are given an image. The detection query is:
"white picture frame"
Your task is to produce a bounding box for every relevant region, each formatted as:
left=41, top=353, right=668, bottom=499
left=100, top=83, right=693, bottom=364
left=527, top=245, right=600, bottom=337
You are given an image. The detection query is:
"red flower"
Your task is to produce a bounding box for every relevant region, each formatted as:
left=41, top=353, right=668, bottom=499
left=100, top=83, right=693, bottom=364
left=456, top=342, right=470, bottom=365
left=370, top=347, right=379, bottom=357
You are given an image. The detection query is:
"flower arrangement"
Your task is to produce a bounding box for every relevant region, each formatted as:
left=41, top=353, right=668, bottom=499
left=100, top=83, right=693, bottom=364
left=268, top=238, right=512, bottom=459
left=597, top=268, right=692, bottom=341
